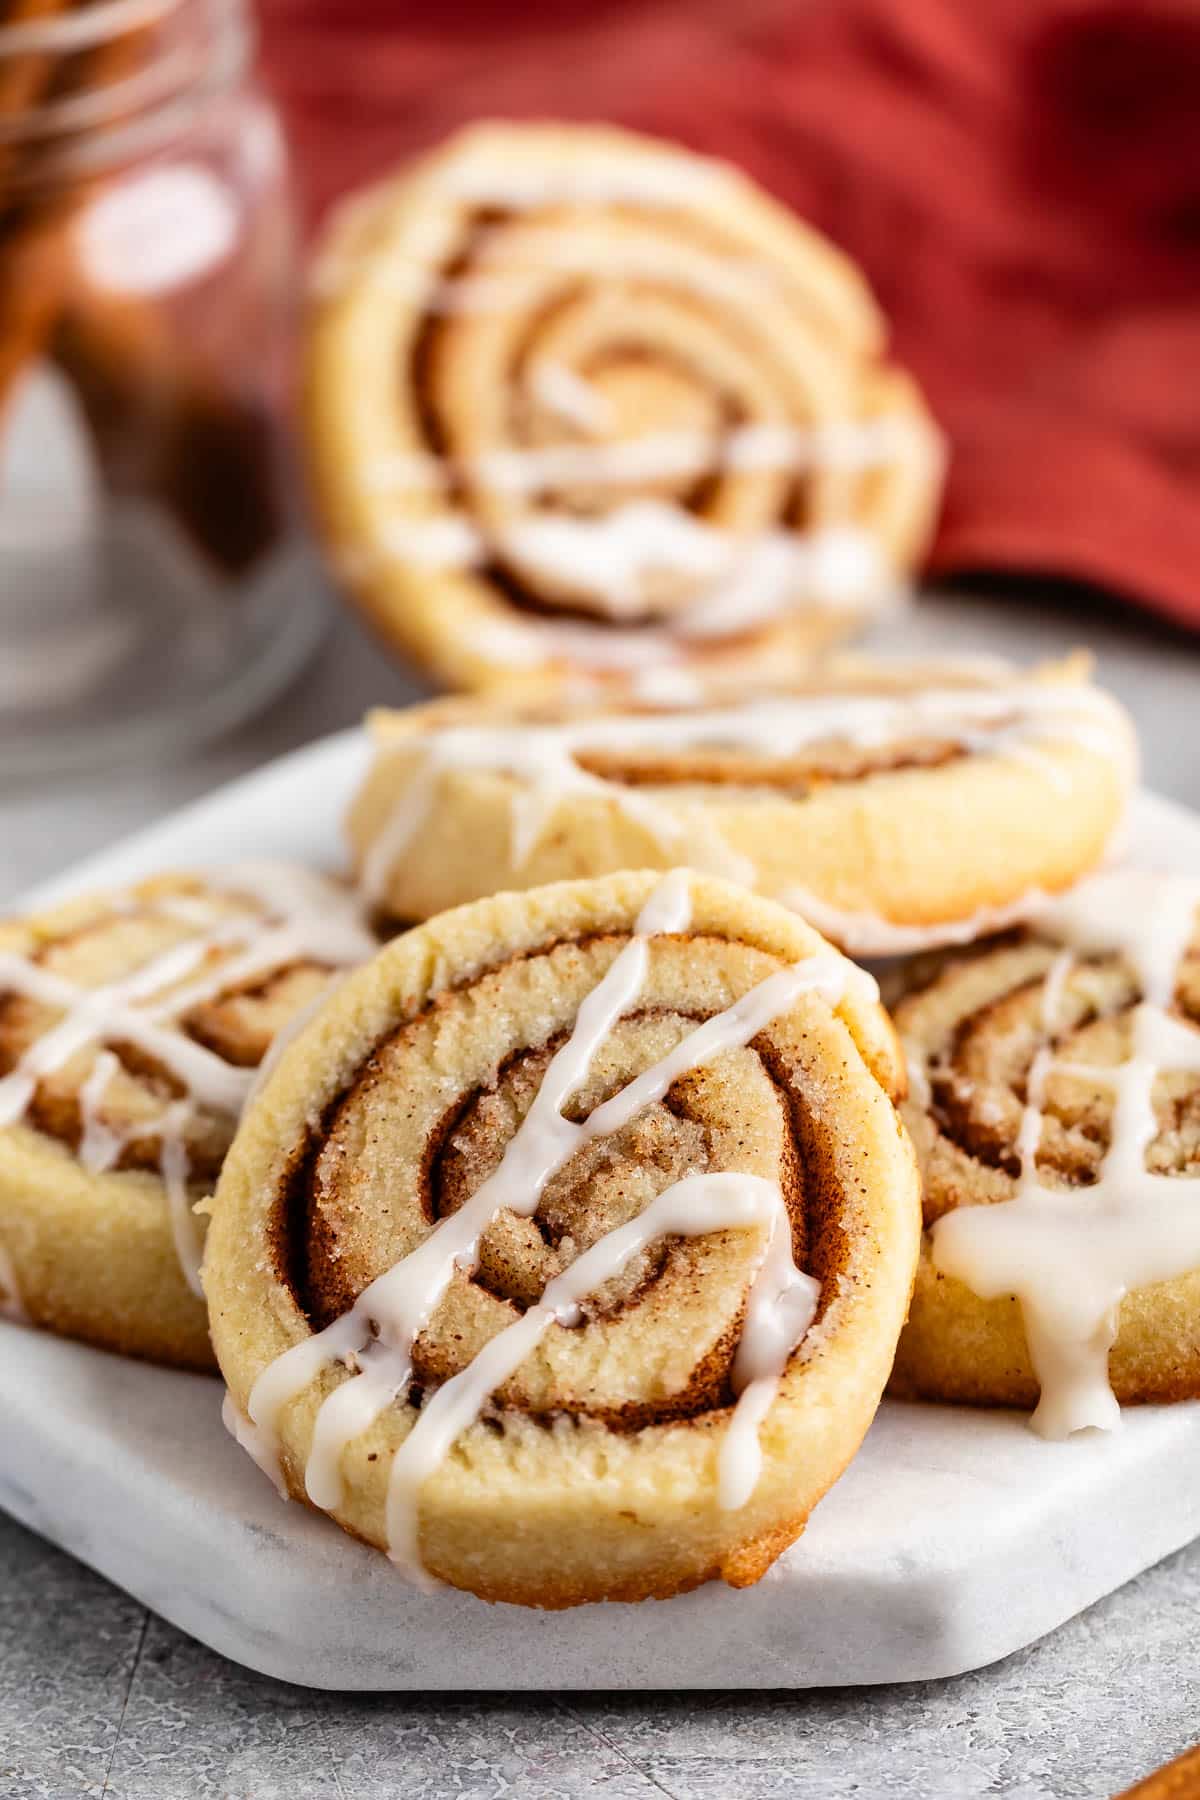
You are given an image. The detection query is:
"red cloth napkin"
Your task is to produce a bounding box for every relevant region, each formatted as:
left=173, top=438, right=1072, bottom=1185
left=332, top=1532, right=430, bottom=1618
left=259, top=0, right=1200, bottom=630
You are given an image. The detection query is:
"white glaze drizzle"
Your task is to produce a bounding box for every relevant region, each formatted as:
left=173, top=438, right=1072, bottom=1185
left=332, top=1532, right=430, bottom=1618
left=720, top=1190, right=824, bottom=1508
left=221, top=1393, right=289, bottom=1500
left=159, top=1099, right=204, bottom=1298
left=928, top=870, right=1200, bottom=1438
left=0, top=936, right=252, bottom=1123
left=77, top=1052, right=219, bottom=1278
left=527, top=360, right=613, bottom=433
left=360, top=679, right=1134, bottom=918
left=681, top=526, right=887, bottom=639
left=778, top=885, right=1060, bottom=958
left=456, top=602, right=822, bottom=680
left=366, top=417, right=929, bottom=502
left=372, top=506, right=888, bottom=632
left=76, top=1048, right=125, bottom=1174
left=384, top=1174, right=818, bottom=1578
left=901, top=1038, right=932, bottom=1112
left=0, top=864, right=375, bottom=1296
left=309, top=149, right=736, bottom=306
left=482, top=576, right=906, bottom=687
left=242, top=872, right=848, bottom=1574
left=507, top=503, right=739, bottom=619
left=0, top=1242, right=28, bottom=1324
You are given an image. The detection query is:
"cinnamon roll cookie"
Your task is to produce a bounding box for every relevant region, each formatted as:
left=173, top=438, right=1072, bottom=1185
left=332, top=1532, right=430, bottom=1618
left=891, top=870, right=1200, bottom=1436
left=303, top=121, right=943, bottom=698
left=207, top=871, right=920, bottom=1607
left=347, top=655, right=1134, bottom=955
left=0, top=865, right=376, bottom=1369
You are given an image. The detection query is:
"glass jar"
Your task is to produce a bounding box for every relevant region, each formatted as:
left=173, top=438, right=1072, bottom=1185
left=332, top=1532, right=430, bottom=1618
left=0, top=0, right=322, bottom=778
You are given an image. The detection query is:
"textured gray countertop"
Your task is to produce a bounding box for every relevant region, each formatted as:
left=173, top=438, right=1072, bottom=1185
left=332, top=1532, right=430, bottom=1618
left=2, top=575, right=1199, bottom=1799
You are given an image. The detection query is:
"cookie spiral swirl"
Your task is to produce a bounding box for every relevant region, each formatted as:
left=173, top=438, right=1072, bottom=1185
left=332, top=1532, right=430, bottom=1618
left=207, top=872, right=919, bottom=1607
left=303, top=121, right=943, bottom=698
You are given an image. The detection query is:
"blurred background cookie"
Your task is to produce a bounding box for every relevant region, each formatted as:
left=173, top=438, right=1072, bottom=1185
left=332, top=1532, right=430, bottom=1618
left=303, top=120, right=943, bottom=700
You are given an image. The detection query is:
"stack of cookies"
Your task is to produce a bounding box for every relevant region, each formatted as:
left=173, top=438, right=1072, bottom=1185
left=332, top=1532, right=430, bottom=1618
left=4, top=122, right=1195, bottom=1615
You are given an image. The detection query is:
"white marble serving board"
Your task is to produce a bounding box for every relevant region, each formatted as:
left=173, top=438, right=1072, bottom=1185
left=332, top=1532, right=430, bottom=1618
left=3, top=733, right=1200, bottom=1692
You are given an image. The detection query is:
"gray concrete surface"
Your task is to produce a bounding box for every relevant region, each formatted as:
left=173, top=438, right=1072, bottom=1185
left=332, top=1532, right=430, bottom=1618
left=2, top=572, right=1199, bottom=1798
left=2, top=1509, right=1198, bottom=1798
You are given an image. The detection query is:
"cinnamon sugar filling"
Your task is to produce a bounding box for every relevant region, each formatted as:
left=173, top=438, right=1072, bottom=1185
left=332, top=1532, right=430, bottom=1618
left=269, top=933, right=852, bottom=1436
left=925, top=946, right=1200, bottom=1215
left=574, top=733, right=966, bottom=791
